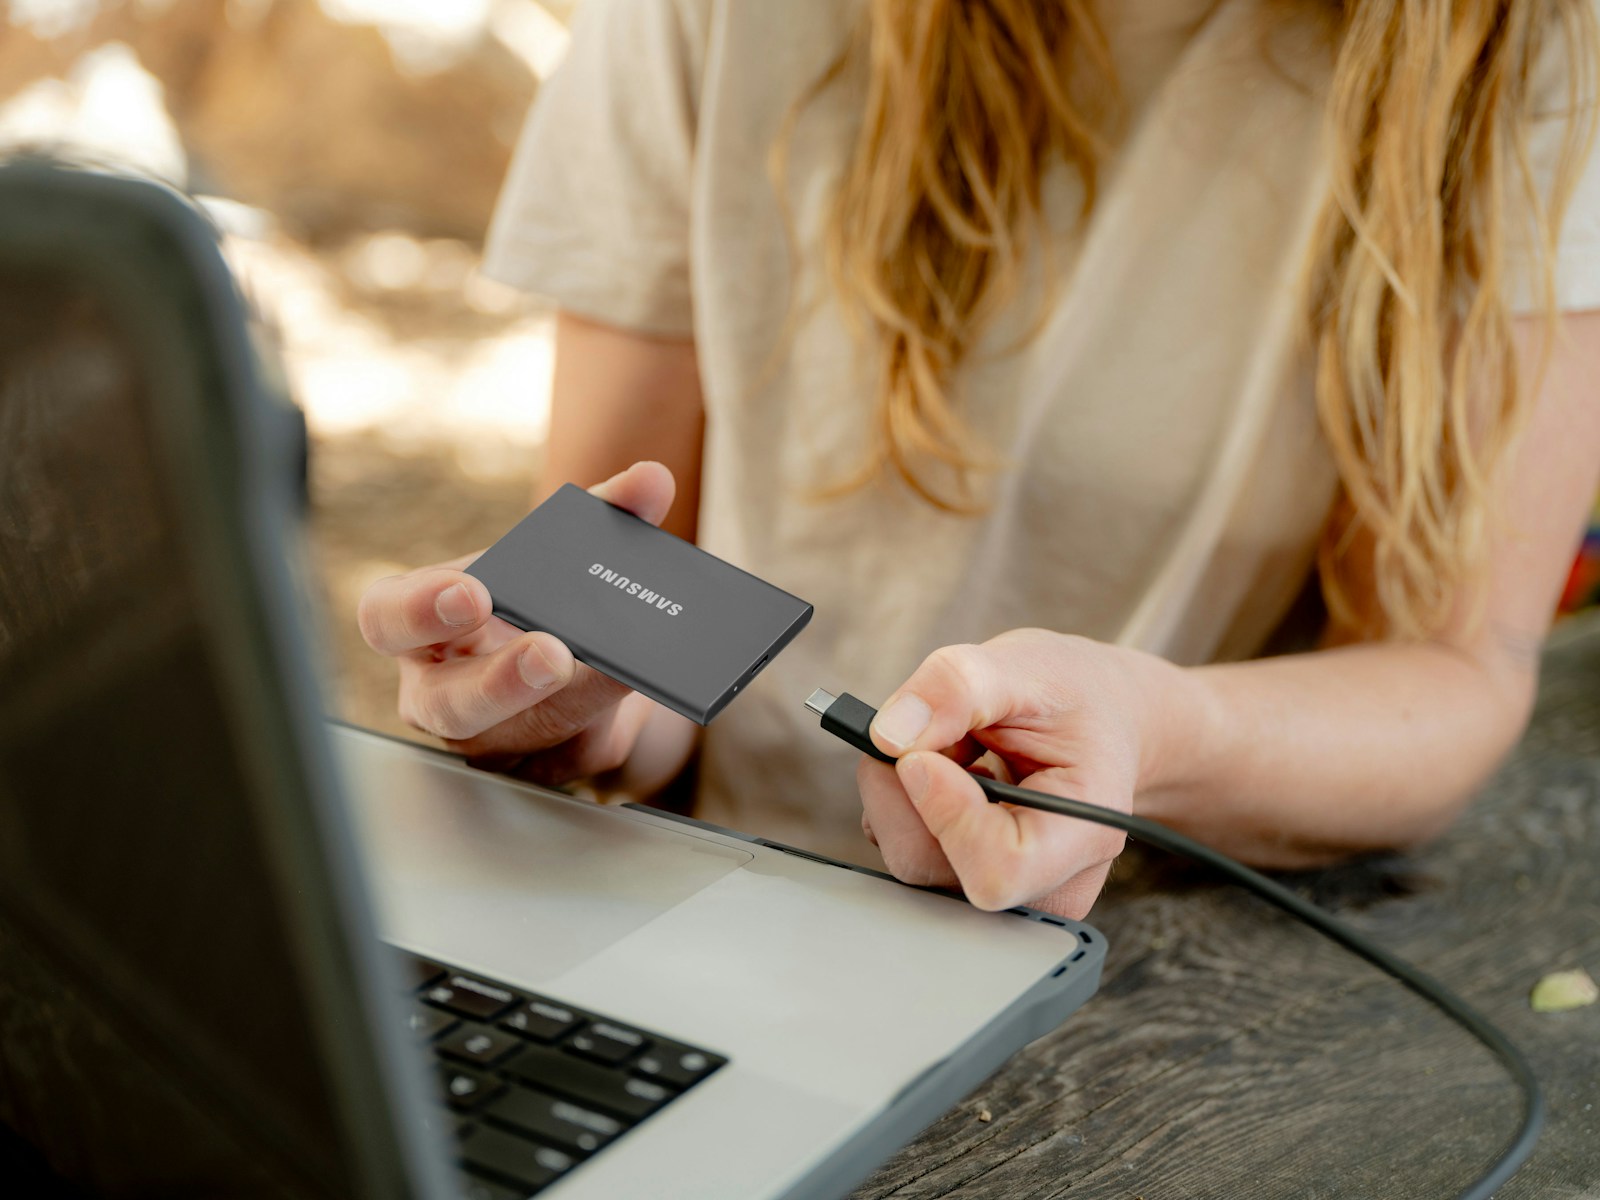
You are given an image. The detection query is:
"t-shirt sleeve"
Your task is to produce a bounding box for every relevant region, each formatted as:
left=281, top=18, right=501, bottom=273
left=1507, top=4, right=1600, bottom=314
left=481, top=0, right=704, bottom=337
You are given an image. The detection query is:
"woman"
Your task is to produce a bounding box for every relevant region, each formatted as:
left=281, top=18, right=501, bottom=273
left=358, top=0, right=1600, bottom=919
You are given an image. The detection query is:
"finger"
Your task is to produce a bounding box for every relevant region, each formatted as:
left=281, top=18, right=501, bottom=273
left=870, top=642, right=1014, bottom=758
left=399, top=630, right=574, bottom=741
left=1011, top=766, right=1128, bottom=876
left=359, top=567, right=492, bottom=658
left=856, top=758, right=958, bottom=889
left=587, top=460, right=676, bottom=527
left=432, top=655, right=637, bottom=757
left=965, top=751, right=1016, bottom=784
left=897, top=752, right=1124, bottom=911
left=942, top=733, right=989, bottom=767
left=494, top=691, right=656, bottom=787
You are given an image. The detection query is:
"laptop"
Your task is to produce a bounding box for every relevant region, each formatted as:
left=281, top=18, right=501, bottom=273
left=0, top=157, right=1105, bottom=1200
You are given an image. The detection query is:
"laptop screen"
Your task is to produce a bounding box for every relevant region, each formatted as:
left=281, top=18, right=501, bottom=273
left=0, top=245, right=353, bottom=1191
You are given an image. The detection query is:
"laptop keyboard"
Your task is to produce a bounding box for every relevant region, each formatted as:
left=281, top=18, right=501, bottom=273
left=394, top=948, right=729, bottom=1197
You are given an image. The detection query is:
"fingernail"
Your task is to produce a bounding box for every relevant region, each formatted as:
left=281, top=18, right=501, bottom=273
left=435, top=583, right=477, bottom=627
left=518, top=643, right=558, bottom=691
left=899, top=753, right=930, bottom=804
left=873, top=693, right=931, bottom=751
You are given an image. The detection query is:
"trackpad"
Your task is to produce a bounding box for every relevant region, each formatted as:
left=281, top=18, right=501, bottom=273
left=333, top=727, right=752, bottom=984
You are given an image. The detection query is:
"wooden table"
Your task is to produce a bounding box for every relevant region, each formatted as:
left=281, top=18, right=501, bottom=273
left=852, top=610, right=1600, bottom=1200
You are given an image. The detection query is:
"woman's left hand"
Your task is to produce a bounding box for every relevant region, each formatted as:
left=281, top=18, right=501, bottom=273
left=856, top=628, right=1189, bottom=919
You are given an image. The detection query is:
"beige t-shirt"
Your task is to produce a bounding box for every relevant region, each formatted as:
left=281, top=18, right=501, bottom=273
left=484, top=0, right=1600, bottom=865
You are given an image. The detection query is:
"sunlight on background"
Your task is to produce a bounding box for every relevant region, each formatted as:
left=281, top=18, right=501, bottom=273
left=321, top=0, right=570, bottom=76
left=8, top=0, right=109, bottom=40
left=0, top=40, right=186, bottom=180
left=0, top=0, right=580, bottom=731
left=0, top=0, right=573, bottom=486
left=227, top=228, right=556, bottom=480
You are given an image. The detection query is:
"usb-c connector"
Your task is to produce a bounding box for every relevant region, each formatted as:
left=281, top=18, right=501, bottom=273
left=805, top=689, right=896, bottom=765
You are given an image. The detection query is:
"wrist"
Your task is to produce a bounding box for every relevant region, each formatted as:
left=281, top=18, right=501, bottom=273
left=1122, top=646, right=1225, bottom=821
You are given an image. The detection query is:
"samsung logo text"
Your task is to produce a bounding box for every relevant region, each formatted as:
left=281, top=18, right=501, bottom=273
left=589, top=563, right=683, bottom=616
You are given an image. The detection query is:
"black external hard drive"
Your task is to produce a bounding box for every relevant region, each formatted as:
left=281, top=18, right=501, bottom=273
left=466, top=484, right=813, bottom=725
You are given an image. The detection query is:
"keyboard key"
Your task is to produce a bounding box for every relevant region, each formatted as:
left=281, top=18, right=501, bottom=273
left=438, top=1025, right=519, bottom=1068
left=505, top=1045, right=669, bottom=1121
left=567, top=1021, right=647, bottom=1066
left=633, top=1043, right=726, bottom=1089
left=438, top=1064, right=500, bottom=1112
left=500, top=999, right=581, bottom=1043
left=461, top=1126, right=573, bottom=1191
left=484, top=1085, right=622, bottom=1155
left=407, top=1004, right=459, bottom=1042
left=423, top=975, right=520, bottom=1021
left=403, top=955, right=728, bottom=1195
left=622, top=1077, right=670, bottom=1109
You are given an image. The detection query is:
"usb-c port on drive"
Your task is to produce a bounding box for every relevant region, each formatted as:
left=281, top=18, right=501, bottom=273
left=730, top=654, right=771, bottom=698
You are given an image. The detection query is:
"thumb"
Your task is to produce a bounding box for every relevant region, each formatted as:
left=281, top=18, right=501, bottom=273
left=587, top=461, right=676, bottom=528
left=870, top=643, right=1011, bottom=758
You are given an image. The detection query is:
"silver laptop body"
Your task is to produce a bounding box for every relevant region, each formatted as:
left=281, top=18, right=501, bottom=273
left=339, top=725, right=1104, bottom=1199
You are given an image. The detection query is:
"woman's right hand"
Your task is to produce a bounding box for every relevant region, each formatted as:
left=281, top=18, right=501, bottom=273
left=356, top=461, right=677, bottom=785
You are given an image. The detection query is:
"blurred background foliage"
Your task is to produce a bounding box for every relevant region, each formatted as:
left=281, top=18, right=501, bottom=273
left=2, top=0, right=583, bottom=737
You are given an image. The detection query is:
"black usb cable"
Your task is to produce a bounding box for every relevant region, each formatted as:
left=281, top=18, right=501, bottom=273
left=805, top=688, right=1543, bottom=1200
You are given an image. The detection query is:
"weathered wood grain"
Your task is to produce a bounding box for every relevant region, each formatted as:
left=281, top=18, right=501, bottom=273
left=852, top=610, right=1600, bottom=1200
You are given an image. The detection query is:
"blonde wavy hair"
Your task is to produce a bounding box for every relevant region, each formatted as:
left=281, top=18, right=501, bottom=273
left=778, top=0, right=1599, bottom=639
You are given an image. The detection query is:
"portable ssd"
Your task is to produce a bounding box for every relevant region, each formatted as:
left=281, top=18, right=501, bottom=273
left=465, top=484, right=813, bottom=725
